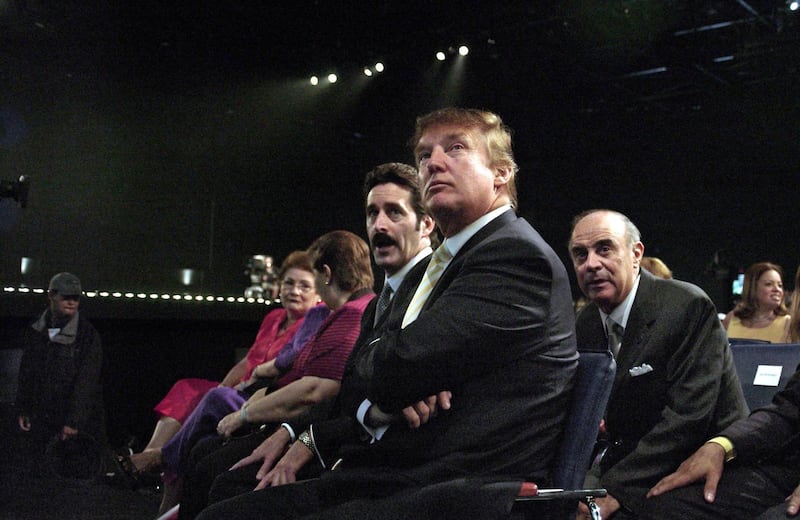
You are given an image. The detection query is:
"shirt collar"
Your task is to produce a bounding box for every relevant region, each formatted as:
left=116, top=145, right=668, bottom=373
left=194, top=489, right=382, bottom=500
left=441, top=205, right=513, bottom=260
left=384, top=246, right=433, bottom=293
left=599, top=272, right=641, bottom=331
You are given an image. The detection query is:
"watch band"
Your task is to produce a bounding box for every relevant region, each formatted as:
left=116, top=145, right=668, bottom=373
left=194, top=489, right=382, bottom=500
left=298, top=430, right=314, bottom=453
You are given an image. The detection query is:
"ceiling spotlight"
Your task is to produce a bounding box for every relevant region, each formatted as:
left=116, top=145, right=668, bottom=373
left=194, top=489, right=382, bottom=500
left=374, top=62, right=384, bottom=72
left=327, top=73, right=338, bottom=84
left=363, top=68, right=373, bottom=77
left=458, top=45, right=469, bottom=56
left=790, top=1, right=799, bottom=11
left=310, top=76, right=319, bottom=86
left=436, top=51, right=446, bottom=61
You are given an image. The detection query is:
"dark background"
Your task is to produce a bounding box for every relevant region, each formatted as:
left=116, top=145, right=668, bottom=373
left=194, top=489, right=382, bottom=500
left=1, top=1, right=799, bottom=307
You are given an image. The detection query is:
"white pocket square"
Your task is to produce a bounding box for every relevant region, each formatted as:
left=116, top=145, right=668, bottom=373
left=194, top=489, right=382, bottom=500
left=629, top=363, right=653, bottom=377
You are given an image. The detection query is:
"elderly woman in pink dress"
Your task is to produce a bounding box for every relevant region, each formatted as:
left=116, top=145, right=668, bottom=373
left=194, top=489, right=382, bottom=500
left=124, top=251, right=321, bottom=469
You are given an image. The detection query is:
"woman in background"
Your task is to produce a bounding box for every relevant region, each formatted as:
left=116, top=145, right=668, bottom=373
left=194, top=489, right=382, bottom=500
left=135, top=230, right=374, bottom=518
left=723, top=261, right=790, bottom=343
left=128, top=251, right=320, bottom=465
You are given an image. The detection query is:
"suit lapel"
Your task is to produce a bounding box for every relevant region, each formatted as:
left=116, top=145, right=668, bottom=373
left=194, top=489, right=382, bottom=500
left=613, top=270, right=657, bottom=389
left=423, top=210, right=516, bottom=311
left=377, top=254, right=432, bottom=331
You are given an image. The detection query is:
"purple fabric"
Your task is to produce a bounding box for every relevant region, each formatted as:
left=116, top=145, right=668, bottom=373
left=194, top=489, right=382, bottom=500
left=274, top=303, right=330, bottom=373
left=159, top=304, right=331, bottom=477
left=160, top=386, right=246, bottom=475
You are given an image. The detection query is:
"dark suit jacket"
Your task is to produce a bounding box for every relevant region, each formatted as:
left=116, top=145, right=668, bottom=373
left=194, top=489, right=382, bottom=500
left=324, top=209, right=578, bottom=497
left=577, top=269, right=748, bottom=513
left=307, top=254, right=432, bottom=466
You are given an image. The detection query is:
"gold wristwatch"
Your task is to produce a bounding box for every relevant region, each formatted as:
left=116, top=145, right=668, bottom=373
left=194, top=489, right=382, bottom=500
left=298, top=430, right=314, bottom=453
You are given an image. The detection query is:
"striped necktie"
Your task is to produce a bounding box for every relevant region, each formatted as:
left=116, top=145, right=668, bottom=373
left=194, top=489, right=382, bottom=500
left=606, top=316, right=624, bottom=358
left=402, top=246, right=453, bottom=328
left=373, top=283, right=393, bottom=326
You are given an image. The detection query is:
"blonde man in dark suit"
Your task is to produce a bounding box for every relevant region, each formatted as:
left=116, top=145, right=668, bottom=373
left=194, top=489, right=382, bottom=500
left=197, top=108, right=579, bottom=520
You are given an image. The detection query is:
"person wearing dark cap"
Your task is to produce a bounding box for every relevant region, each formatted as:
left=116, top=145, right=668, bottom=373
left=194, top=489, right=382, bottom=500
left=16, top=272, right=106, bottom=454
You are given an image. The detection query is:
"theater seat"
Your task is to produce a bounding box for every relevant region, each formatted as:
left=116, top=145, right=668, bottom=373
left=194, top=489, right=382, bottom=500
left=488, top=349, right=616, bottom=520
left=730, top=342, right=800, bottom=410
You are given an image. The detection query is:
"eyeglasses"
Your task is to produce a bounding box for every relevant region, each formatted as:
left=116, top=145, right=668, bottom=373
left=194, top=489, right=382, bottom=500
left=281, top=279, right=314, bottom=294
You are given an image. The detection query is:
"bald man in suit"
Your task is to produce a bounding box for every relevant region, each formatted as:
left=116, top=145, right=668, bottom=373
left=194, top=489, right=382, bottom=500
left=568, top=209, right=747, bottom=519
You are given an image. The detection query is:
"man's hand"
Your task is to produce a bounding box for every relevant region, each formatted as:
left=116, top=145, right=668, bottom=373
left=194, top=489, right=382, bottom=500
left=783, top=482, right=800, bottom=516
left=576, top=493, right=620, bottom=519
left=217, top=411, right=244, bottom=438
left=367, top=391, right=453, bottom=429
left=61, top=425, right=79, bottom=440
left=257, top=441, right=314, bottom=490
left=229, top=428, right=291, bottom=477
left=647, top=442, right=726, bottom=503
left=18, top=415, right=31, bottom=432
left=402, top=391, right=452, bottom=429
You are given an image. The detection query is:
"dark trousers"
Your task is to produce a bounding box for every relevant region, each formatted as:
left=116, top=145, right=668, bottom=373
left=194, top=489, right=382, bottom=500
left=178, top=429, right=270, bottom=520
left=640, top=463, right=800, bottom=520
left=197, top=472, right=523, bottom=520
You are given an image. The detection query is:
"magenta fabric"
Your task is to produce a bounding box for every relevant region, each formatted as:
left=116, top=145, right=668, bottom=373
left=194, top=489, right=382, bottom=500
left=153, top=378, right=220, bottom=424
left=277, top=292, right=374, bottom=387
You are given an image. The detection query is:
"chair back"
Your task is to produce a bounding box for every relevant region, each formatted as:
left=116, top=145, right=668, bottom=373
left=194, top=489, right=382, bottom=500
left=730, top=342, right=800, bottom=410
left=729, top=338, right=771, bottom=345
left=551, top=350, right=616, bottom=490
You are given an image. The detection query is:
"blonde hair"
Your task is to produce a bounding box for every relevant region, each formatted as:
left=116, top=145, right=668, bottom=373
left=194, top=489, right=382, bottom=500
left=641, top=257, right=672, bottom=279
left=411, top=107, right=518, bottom=207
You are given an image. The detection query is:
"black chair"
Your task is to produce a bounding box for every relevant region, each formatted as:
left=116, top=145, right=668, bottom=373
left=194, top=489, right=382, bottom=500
left=509, top=349, right=616, bottom=520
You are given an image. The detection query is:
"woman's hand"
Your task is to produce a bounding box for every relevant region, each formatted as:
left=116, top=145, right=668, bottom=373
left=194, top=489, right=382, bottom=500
left=216, top=411, right=245, bottom=438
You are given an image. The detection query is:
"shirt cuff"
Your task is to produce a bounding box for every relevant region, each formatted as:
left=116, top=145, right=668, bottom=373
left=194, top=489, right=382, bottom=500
left=356, top=399, right=390, bottom=442
left=280, top=422, right=296, bottom=442
left=706, top=436, right=736, bottom=462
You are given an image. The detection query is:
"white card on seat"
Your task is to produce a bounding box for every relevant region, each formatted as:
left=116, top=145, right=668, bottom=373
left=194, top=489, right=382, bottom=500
left=753, top=365, right=782, bottom=387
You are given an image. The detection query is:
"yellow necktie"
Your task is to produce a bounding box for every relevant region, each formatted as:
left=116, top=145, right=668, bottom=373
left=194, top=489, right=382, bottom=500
left=402, top=246, right=453, bottom=328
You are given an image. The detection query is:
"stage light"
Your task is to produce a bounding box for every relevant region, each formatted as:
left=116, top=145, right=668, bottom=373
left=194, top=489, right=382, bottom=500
left=374, top=62, right=384, bottom=72
left=458, top=45, right=469, bottom=56
left=790, top=1, right=799, bottom=11
left=436, top=51, right=446, bottom=61
left=363, top=68, right=373, bottom=77
left=310, top=75, right=319, bottom=86
left=327, top=73, right=337, bottom=83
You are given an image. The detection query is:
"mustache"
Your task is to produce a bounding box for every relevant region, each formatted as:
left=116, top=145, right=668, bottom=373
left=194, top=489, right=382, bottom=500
left=371, top=233, right=397, bottom=248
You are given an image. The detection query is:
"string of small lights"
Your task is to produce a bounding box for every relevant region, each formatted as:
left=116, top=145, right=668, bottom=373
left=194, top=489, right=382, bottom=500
left=2, top=286, right=276, bottom=306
